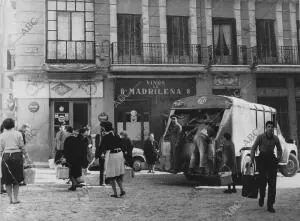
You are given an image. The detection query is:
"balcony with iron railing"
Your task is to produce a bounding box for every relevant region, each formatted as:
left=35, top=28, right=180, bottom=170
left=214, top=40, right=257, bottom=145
left=253, top=45, right=300, bottom=65
left=110, top=42, right=253, bottom=66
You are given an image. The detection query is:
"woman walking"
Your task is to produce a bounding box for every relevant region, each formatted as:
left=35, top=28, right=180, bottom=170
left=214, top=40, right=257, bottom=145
left=0, top=118, right=31, bottom=204
left=100, top=121, right=125, bottom=198
left=64, top=127, right=87, bottom=191
left=144, top=133, right=159, bottom=173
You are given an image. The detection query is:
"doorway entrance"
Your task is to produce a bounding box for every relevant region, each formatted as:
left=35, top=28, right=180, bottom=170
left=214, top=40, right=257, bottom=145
left=50, top=99, right=90, bottom=146
left=115, top=99, right=150, bottom=149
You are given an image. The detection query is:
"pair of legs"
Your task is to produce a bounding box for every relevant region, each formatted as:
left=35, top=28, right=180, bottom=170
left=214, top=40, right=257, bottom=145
left=224, top=175, right=237, bottom=193
left=6, top=184, right=20, bottom=204
left=99, top=158, right=106, bottom=186
left=110, top=176, right=125, bottom=198
left=68, top=165, right=83, bottom=191
left=148, top=164, right=155, bottom=173
left=257, top=155, right=277, bottom=213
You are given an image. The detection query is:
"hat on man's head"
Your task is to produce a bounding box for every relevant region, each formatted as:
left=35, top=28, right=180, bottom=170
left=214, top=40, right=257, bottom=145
left=100, top=121, right=113, bottom=132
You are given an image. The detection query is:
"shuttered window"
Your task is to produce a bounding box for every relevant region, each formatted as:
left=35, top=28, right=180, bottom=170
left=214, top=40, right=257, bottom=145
left=167, top=16, right=189, bottom=56
left=117, top=14, right=142, bottom=56
left=256, top=20, right=277, bottom=57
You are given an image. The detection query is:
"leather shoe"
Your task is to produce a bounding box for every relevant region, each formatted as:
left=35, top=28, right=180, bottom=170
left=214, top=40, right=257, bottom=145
left=267, top=206, right=275, bottom=213
left=259, top=198, right=264, bottom=207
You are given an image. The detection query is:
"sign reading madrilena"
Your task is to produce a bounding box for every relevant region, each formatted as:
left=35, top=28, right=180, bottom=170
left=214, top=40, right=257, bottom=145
left=115, top=79, right=196, bottom=98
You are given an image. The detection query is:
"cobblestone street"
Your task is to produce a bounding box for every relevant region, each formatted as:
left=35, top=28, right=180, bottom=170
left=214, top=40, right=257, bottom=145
left=0, top=169, right=300, bottom=221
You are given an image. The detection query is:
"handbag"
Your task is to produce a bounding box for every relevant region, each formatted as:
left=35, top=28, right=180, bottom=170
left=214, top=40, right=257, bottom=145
left=87, top=158, right=100, bottom=171
left=242, top=173, right=259, bottom=199
left=24, top=167, right=36, bottom=184
left=218, top=165, right=233, bottom=186
left=56, top=165, right=69, bottom=179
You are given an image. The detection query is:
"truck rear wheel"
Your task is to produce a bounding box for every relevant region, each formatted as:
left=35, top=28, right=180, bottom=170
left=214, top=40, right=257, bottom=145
left=279, top=153, right=299, bottom=177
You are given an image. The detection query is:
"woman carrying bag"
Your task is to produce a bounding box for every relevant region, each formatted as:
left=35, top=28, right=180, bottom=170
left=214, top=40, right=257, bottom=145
left=100, top=121, right=126, bottom=198
left=0, top=118, right=31, bottom=204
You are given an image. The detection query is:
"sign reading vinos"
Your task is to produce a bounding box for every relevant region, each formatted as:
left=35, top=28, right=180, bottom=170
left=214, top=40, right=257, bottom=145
left=28, top=101, right=40, bottom=113
left=115, top=79, right=196, bottom=98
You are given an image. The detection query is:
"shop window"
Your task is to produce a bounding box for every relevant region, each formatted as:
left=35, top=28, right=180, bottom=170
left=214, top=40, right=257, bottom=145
left=256, top=20, right=277, bottom=60
left=256, top=77, right=286, bottom=88
left=46, top=0, right=95, bottom=63
left=167, top=16, right=190, bottom=56
left=117, top=14, right=142, bottom=56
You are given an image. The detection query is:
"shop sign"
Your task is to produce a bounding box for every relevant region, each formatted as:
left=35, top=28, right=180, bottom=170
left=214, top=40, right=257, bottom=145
left=115, top=79, right=196, bottom=98
left=213, top=74, right=239, bottom=86
left=28, top=102, right=40, bottom=113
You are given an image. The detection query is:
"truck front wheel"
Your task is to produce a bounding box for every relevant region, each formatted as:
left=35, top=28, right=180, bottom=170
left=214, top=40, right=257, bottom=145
left=279, top=153, right=299, bottom=177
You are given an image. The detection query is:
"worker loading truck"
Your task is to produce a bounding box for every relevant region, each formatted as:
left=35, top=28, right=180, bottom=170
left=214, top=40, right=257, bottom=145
left=159, top=95, right=299, bottom=181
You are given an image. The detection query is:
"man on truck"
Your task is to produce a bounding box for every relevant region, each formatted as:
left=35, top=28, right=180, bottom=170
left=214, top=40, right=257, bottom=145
left=250, top=121, right=283, bottom=213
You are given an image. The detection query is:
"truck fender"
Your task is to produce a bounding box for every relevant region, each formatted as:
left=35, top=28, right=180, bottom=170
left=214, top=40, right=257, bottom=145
left=278, top=143, right=299, bottom=167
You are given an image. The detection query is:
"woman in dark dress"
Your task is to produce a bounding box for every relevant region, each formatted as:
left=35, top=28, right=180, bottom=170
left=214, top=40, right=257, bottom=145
left=64, top=127, right=88, bottom=191
left=100, top=121, right=125, bottom=198
left=119, top=131, right=134, bottom=167
left=222, top=132, right=237, bottom=193
left=144, top=133, right=159, bottom=173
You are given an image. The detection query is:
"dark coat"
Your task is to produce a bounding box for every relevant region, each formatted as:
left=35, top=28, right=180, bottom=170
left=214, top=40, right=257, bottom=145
left=77, top=134, right=89, bottom=169
left=144, top=139, right=159, bottom=165
left=63, top=134, right=86, bottom=178
left=95, top=133, right=104, bottom=158
left=120, top=137, right=134, bottom=167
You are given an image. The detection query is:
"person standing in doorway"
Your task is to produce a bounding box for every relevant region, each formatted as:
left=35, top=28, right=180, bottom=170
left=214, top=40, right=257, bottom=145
left=54, top=123, right=67, bottom=164
left=251, top=121, right=283, bottom=213
left=144, top=133, right=159, bottom=173
left=0, top=118, right=31, bottom=204
left=165, top=115, right=182, bottom=173
left=95, top=112, right=109, bottom=186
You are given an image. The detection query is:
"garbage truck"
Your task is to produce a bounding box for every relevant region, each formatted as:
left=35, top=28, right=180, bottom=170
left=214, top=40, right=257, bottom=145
left=159, top=95, right=299, bottom=180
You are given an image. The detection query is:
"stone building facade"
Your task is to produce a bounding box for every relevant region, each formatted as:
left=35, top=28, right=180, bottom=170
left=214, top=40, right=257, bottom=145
left=8, top=0, right=300, bottom=162
left=0, top=0, right=15, bottom=122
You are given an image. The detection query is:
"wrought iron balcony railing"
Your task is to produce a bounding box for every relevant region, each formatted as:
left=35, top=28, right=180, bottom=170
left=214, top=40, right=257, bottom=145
left=111, top=42, right=253, bottom=65
left=111, top=42, right=203, bottom=64
left=252, top=45, right=300, bottom=65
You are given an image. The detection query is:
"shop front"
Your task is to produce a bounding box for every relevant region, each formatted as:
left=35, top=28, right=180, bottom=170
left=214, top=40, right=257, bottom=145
left=114, top=78, right=196, bottom=149
left=14, top=79, right=103, bottom=162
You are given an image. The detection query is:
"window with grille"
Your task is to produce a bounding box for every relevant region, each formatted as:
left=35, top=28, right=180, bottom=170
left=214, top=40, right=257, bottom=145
left=46, top=0, right=95, bottom=63
left=117, top=14, right=142, bottom=56
left=167, top=16, right=189, bottom=56
left=256, top=20, right=277, bottom=57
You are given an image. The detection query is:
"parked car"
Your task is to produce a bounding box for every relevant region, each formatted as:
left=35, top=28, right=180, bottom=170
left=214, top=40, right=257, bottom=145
left=132, top=147, right=146, bottom=171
